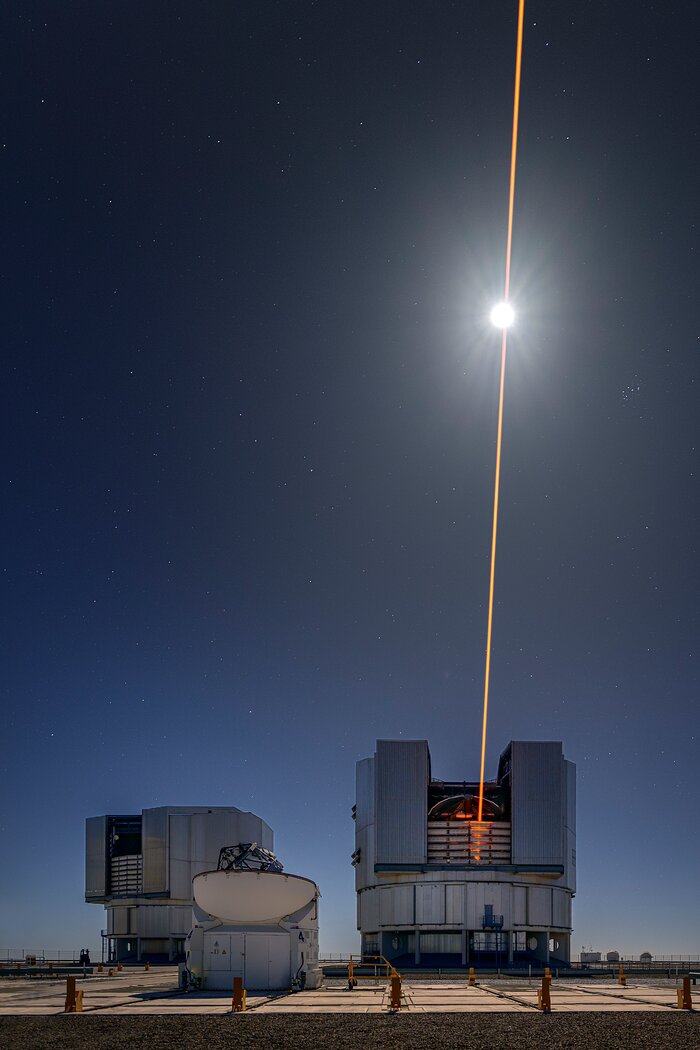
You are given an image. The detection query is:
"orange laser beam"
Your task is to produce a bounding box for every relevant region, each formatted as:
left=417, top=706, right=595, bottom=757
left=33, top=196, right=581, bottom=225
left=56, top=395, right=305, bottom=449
left=477, top=0, right=526, bottom=823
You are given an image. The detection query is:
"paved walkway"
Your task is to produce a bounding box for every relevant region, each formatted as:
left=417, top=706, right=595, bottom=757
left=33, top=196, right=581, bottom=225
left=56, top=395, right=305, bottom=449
left=0, top=968, right=693, bottom=1015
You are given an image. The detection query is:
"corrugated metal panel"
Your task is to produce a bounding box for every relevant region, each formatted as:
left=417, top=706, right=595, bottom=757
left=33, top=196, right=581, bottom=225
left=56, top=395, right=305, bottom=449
left=142, top=807, right=169, bottom=894
left=564, top=759, right=576, bottom=892
left=356, top=757, right=375, bottom=831
left=170, top=904, right=193, bottom=936
left=445, top=884, right=466, bottom=926
left=355, top=757, right=376, bottom=891
left=379, top=884, right=415, bottom=926
left=375, top=740, right=429, bottom=866
left=355, top=823, right=376, bottom=893
left=360, top=889, right=380, bottom=931
left=85, top=816, right=107, bottom=900
left=511, top=741, right=564, bottom=865
left=415, top=883, right=445, bottom=925
left=238, top=811, right=274, bottom=850
left=512, top=885, right=527, bottom=924
left=189, top=810, right=272, bottom=874
left=552, top=889, right=570, bottom=928
left=169, top=814, right=191, bottom=900
left=111, top=906, right=129, bottom=935
left=138, top=905, right=172, bottom=938
left=420, top=932, right=461, bottom=953
left=528, top=886, right=551, bottom=926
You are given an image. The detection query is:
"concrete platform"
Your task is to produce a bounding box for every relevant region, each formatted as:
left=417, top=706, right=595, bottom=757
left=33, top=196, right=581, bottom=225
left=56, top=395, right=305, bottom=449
left=0, top=968, right=695, bottom=1015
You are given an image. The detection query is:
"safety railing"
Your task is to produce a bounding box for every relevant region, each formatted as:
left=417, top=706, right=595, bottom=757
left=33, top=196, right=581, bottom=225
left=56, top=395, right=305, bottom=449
left=347, top=954, right=399, bottom=987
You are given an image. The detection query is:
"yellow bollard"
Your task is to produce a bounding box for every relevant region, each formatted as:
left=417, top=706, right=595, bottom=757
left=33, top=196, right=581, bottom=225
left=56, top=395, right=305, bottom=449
left=117, top=962, right=123, bottom=972
left=232, top=975, right=247, bottom=1012
left=544, top=966, right=551, bottom=978
left=389, top=973, right=402, bottom=1011
left=537, top=974, right=552, bottom=1012
left=618, top=966, right=626, bottom=986
left=347, top=958, right=357, bottom=990
left=97, top=964, right=103, bottom=973
left=108, top=967, right=114, bottom=977
left=64, top=975, right=84, bottom=1013
left=145, top=962, right=150, bottom=971
left=677, top=977, right=693, bottom=1011
left=469, top=966, right=477, bottom=986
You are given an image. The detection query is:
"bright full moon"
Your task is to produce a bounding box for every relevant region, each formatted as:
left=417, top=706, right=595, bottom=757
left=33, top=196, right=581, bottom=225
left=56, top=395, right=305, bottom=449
left=490, top=302, right=515, bottom=329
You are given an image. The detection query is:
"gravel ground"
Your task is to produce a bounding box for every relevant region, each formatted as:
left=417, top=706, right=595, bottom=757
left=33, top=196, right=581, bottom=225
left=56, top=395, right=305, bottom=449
left=2, top=1014, right=699, bottom=1050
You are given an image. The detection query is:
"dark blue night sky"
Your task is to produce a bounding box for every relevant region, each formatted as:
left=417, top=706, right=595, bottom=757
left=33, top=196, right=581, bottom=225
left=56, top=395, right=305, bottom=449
left=2, top=1, right=698, bottom=957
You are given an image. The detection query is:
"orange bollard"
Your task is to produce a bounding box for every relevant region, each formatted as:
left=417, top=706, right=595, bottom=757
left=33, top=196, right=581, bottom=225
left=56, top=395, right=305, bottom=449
left=677, top=977, right=693, bottom=1011
left=232, top=975, right=247, bottom=1012
left=64, top=975, right=84, bottom=1013
left=469, top=966, right=477, bottom=986
left=347, top=959, right=357, bottom=990
left=144, top=962, right=150, bottom=971
left=389, top=973, right=402, bottom=1011
left=618, top=966, right=626, bottom=986
left=537, top=974, right=552, bottom=1012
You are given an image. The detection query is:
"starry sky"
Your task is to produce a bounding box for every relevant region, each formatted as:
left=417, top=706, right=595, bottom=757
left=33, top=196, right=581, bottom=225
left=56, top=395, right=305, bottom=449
left=2, top=2, right=698, bottom=959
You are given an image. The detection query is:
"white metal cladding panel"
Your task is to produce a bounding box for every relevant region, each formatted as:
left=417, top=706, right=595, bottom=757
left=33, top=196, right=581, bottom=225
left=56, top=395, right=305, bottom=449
left=445, top=884, right=466, bottom=925
left=356, top=756, right=375, bottom=832
left=379, top=884, right=415, bottom=926
left=528, top=886, right=552, bottom=926
left=513, top=885, right=527, bottom=924
left=511, top=742, right=564, bottom=865
left=238, top=811, right=274, bottom=851
left=552, top=889, right=571, bottom=928
left=137, top=905, right=172, bottom=938
left=415, top=883, right=445, bottom=925
left=85, top=816, right=107, bottom=900
left=355, top=759, right=376, bottom=890
left=375, top=740, right=429, bottom=866
left=192, top=812, right=238, bottom=869
left=565, top=761, right=576, bottom=832
left=355, top=823, right=376, bottom=892
left=111, top=906, right=128, bottom=935
left=142, top=807, right=169, bottom=894
left=168, top=814, right=192, bottom=900
left=360, top=889, right=380, bottom=930
left=465, top=883, right=511, bottom=928
left=564, top=760, right=576, bottom=892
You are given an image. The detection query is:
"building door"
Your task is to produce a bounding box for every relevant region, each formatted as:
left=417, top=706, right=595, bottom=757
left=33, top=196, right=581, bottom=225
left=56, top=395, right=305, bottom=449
left=244, top=934, right=289, bottom=990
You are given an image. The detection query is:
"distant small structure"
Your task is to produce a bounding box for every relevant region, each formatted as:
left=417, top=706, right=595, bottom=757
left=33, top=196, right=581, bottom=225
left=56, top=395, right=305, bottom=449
left=606, top=950, right=620, bottom=962
left=640, top=951, right=653, bottom=965
left=580, top=950, right=601, bottom=963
